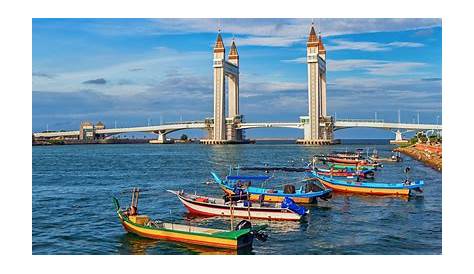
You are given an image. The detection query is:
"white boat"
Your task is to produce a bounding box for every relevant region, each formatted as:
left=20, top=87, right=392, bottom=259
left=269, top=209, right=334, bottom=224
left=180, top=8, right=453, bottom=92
left=168, top=190, right=308, bottom=221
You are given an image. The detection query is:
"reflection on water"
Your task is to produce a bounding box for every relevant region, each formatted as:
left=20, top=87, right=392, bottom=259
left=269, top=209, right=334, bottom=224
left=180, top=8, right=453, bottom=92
left=183, top=212, right=304, bottom=234
left=117, top=232, right=251, bottom=255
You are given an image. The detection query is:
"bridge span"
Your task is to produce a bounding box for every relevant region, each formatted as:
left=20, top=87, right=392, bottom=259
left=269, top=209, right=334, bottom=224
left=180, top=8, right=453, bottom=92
left=33, top=121, right=207, bottom=139
left=34, top=119, right=441, bottom=143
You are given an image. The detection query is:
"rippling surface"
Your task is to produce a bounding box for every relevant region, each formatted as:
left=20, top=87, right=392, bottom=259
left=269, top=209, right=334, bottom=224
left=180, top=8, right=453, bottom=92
left=32, top=142, right=441, bottom=254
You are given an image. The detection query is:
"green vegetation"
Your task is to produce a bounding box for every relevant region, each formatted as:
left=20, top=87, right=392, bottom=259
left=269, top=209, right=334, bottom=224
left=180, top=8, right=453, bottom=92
left=180, top=134, right=188, bottom=141
left=46, top=139, right=65, bottom=145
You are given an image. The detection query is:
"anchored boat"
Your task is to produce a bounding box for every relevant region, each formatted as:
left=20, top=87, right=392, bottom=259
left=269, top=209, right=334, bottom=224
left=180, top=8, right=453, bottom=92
left=312, top=173, right=424, bottom=196
left=327, top=162, right=380, bottom=171
left=313, top=167, right=375, bottom=179
left=168, top=190, right=308, bottom=221
left=211, top=172, right=332, bottom=204
left=113, top=188, right=267, bottom=250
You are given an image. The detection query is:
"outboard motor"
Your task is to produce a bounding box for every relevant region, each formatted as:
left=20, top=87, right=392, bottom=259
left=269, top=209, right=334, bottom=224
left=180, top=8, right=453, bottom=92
left=362, top=170, right=375, bottom=179
left=305, top=181, right=324, bottom=193
left=235, top=220, right=268, bottom=242
left=283, top=184, right=296, bottom=194
left=281, top=197, right=308, bottom=216
left=235, top=220, right=252, bottom=230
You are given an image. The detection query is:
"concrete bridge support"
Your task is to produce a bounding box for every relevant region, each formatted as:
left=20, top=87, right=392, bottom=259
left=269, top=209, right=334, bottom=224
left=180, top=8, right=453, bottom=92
left=390, top=129, right=409, bottom=145
left=149, top=130, right=173, bottom=144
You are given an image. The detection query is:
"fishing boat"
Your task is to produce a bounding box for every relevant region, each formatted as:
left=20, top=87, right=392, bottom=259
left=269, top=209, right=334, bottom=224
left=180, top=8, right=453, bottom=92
left=314, top=155, right=382, bottom=170
left=168, top=190, right=308, bottom=221
left=327, top=162, right=380, bottom=170
left=113, top=188, right=268, bottom=250
left=369, top=151, right=402, bottom=163
left=327, top=157, right=369, bottom=165
left=313, top=167, right=375, bottom=179
left=211, top=172, right=332, bottom=204
left=312, top=174, right=424, bottom=196
left=314, top=153, right=361, bottom=160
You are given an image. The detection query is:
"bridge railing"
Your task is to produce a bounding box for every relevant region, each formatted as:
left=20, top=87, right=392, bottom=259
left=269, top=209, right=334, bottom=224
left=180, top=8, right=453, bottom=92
left=336, top=119, right=385, bottom=123
left=160, top=120, right=205, bottom=125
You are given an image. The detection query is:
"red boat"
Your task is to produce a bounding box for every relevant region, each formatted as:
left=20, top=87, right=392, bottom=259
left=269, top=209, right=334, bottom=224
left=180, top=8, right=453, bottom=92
left=327, top=157, right=369, bottom=165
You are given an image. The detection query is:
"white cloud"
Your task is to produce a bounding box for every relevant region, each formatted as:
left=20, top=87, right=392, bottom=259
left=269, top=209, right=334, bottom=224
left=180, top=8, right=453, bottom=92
left=327, top=39, right=424, bottom=52
left=33, top=50, right=210, bottom=96
left=329, top=59, right=427, bottom=76
left=224, top=36, right=301, bottom=47
left=73, top=18, right=440, bottom=48
left=281, top=58, right=427, bottom=76
left=149, top=18, right=440, bottom=38
left=281, top=57, right=306, bottom=63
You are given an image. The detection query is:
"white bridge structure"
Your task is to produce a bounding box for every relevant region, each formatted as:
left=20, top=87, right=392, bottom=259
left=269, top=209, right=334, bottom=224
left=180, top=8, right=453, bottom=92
left=33, top=24, right=442, bottom=145
left=33, top=118, right=442, bottom=144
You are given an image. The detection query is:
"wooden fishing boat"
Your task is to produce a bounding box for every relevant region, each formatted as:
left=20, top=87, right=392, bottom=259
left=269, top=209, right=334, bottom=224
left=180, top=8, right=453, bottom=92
left=168, top=190, right=308, bottom=221
left=327, top=162, right=380, bottom=170
left=313, top=167, right=375, bottom=179
left=327, top=157, right=368, bottom=165
left=369, top=152, right=402, bottom=163
left=313, top=174, right=424, bottom=196
left=314, top=153, right=361, bottom=160
left=113, top=189, right=267, bottom=250
left=211, top=172, right=332, bottom=204
left=369, top=156, right=401, bottom=163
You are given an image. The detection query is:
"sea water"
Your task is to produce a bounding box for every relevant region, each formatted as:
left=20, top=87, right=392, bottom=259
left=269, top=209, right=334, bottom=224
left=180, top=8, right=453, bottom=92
left=32, top=141, right=441, bottom=254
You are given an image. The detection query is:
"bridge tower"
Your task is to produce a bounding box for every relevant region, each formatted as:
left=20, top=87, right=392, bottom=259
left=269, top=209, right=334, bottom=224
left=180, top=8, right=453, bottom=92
left=212, top=31, right=226, bottom=141
left=201, top=32, right=245, bottom=144
left=228, top=39, right=239, bottom=119
left=297, top=24, right=334, bottom=145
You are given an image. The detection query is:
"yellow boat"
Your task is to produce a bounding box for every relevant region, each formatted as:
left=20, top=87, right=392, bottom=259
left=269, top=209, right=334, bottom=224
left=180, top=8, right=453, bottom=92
left=113, top=189, right=267, bottom=250
left=312, top=173, right=424, bottom=196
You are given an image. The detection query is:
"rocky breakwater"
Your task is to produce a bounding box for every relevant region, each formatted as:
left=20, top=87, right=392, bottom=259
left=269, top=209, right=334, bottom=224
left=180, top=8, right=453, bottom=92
left=394, top=144, right=442, bottom=172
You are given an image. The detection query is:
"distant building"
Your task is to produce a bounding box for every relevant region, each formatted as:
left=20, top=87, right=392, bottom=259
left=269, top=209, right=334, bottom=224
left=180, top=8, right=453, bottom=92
left=95, top=121, right=105, bottom=130
left=79, top=121, right=106, bottom=140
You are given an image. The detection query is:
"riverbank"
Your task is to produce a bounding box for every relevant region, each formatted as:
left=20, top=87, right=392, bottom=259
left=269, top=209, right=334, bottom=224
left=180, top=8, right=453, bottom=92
left=394, top=144, right=442, bottom=172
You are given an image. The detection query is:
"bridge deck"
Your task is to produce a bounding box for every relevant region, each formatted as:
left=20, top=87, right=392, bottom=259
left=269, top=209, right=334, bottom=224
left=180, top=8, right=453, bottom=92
left=33, top=120, right=441, bottom=138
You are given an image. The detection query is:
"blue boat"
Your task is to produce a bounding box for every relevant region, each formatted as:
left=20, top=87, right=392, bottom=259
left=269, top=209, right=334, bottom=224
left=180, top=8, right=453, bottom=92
left=310, top=173, right=424, bottom=196
left=211, top=172, right=332, bottom=204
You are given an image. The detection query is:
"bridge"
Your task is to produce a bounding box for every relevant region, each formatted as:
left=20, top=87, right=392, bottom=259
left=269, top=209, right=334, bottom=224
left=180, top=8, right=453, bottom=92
left=33, top=24, right=441, bottom=145
left=34, top=118, right=441, bottom=143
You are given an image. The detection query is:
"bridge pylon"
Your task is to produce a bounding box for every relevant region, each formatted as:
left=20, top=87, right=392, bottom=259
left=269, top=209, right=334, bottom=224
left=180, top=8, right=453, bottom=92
left=296, top=24, right=337, bottom=145
left=200, top=32, right=250, bottom=145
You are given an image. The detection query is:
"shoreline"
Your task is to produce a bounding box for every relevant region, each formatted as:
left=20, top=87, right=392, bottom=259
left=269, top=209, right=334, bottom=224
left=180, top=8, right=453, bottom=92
left=394, top=145, right=442, bottom=172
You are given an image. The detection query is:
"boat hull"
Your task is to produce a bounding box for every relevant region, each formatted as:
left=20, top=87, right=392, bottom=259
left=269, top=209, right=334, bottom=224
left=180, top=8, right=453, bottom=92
left=328, top=163, right=377, bottom=170
left=176, top=193, right=303, bottom=221
left=118, top=214, right=253, bottom=250
left=318, top=178, right=409, bottom=195
left=220, top=185, right=317, bottom=204
left=315, top=176, right=419, bottom=196
left=327, top=157, right=366, bottom=165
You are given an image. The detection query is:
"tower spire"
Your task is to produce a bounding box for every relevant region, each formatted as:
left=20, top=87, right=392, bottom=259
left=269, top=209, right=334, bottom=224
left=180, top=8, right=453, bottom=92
left=229, top=38, right=239, bottom=59
left=307, top=23, right=319, bottom=47
left=214, top=32, right=225, bottom=53
left=319, top=32, right=326, bottom=54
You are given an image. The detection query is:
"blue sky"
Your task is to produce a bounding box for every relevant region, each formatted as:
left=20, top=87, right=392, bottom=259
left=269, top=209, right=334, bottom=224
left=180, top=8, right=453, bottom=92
left=32, top=18, right=442, bottom=139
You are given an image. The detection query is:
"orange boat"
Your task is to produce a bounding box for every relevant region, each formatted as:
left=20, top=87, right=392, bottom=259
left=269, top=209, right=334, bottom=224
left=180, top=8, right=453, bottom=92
left=313, top=174, right=424, bottom=196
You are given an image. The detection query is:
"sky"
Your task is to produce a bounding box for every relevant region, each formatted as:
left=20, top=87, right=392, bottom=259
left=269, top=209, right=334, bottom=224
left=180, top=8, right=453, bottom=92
left=32, top=18, right=442, bottom=139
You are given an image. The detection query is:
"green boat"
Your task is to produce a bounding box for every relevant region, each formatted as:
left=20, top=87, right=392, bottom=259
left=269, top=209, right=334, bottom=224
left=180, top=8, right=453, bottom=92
left=114, top=189, right=268, bottom=250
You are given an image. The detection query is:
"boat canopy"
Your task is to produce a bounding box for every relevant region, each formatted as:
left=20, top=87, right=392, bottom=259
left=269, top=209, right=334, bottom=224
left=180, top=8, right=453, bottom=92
left=226, top=175, right=271, bottom=181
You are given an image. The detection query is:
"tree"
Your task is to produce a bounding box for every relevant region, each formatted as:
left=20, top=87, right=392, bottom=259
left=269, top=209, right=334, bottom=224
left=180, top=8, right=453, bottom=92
left=180, top=134, right=188, bottom=141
